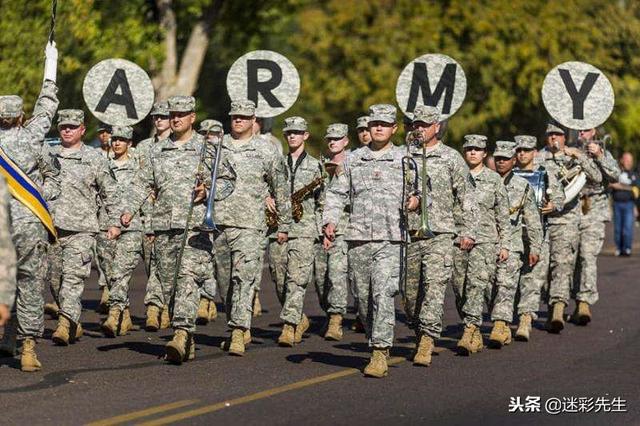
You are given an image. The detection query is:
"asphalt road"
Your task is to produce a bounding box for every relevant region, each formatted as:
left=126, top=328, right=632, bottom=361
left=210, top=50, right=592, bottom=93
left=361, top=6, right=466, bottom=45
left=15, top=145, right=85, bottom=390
left=0, top=226, right=638, bottom=425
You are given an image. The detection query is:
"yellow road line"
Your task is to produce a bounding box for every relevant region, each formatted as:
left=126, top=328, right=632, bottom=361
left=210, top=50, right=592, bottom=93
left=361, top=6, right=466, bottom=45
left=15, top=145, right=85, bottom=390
left=86, top=399, right=200, bottom=426
left=138, top=357, right=405, bottom=426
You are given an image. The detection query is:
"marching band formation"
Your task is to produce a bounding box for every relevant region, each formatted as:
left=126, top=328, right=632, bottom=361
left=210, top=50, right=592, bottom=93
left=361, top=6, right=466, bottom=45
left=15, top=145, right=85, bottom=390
left=0, top=41, right=621, bottom=379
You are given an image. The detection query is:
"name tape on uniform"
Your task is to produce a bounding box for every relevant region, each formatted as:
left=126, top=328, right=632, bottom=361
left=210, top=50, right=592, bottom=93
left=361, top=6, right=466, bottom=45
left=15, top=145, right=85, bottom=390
left=227, top=50, right=300, bottom=118
left=83, top=58, right=155, bottom=126
left=542, top=61, right=614, bottom=130
left=396, top=53, right=467, bottom=120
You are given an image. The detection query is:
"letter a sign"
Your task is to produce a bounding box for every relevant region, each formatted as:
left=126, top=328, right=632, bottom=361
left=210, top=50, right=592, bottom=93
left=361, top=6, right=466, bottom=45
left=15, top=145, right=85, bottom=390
left=542, top=61, right=614, bottom=130
left=395, top=53, right=467, bottom=120
left=227, top=50, right=300, bottom=118
left=83, top=59, right=155, bottom=126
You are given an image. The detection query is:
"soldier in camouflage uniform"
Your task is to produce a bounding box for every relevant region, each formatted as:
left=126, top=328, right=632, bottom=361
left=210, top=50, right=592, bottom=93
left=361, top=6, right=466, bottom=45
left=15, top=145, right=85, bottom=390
left=136, top=101, right=171, bottom=331
left=572, top=128, right=620, bottom=324
left=537, top=122, right=601, bottom=333
left=489, top=141, right=543, bottom=348
left=314, top=123, right=350, bottom=341
left=102, top=126, right=142, bottom=337
left=214, top=100, right=290, bottom=356
left=49, top=109, right=122, bottom=346
left=323, top=104, right=415, bottom=378
left=122, top=96, right=233, bottom=364
left=356, top=115, right=371, bottom=147
left=0, top=175, right=17, bottom=329
left=0, top=74, right=59, bottom=371
left=514, top=135, right=564, bottom=341
left=402, top=107, right=476, bottom=364
left=450, top=135, right=509, bottom=355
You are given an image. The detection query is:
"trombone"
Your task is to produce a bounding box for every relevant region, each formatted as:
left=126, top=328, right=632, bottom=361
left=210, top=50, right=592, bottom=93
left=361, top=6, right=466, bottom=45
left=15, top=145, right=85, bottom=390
left=406, top=130, right=435, bottom=239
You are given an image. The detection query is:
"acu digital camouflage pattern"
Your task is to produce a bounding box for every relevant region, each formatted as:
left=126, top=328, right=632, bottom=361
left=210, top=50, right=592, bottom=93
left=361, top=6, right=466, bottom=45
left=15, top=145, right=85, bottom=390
left=542, top=61, right=615, bottom=130
left=83, top=59, right=154, bottom=126
left=0, top=176, right=17, bottom=308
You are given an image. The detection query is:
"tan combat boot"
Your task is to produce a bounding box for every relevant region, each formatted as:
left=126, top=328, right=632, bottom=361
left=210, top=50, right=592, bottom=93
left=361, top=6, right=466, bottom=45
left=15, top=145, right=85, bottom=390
left=52, top=316, right=71, bottom=346
left=119, top=308, right=133, bottom=336
left=0, top=317, right=17, bottom=356
left=488, top=320, right=512, bottom=348
left=574, top=301, right=591, bottom=326
left=278, top=324, right=295, bottom=347
left=244, top=328, right=251, bottom=345
left=363, top=348, right=389, bottom=378
left=547, top=302, right=565, bottom=333
left=456, top=324, right=477, bottom=356
left=470, top=326, right=484, bottom=352
left=165, top=329, right=188, bottom=364
left=20, top=338, right=41, bottom=372
left=43, top=302, right=59, bottom=319
left=160, top=305, right=171, bottom=329
left=145, top=305, right=160, bottom=331
left=208, top=301, right=218, bottom=321
left=97, top=287, right=110, bottom=314
left=515, top=313, right=532, bottom=341
left=74, top=322, right=84, bottom=342
left=196, top=298, right=209, bottom=325
left=324, top=314, right=343, bottom=341
left=252, top=293, right=262, bottom=318
left=413, top=334, right=434, bottom=366
left=102, top=307, right=122, bottom=337
left=228, top=328, right=245, bottom=356
left=187, top=336, right=195, bottom=361
left=294, top=314, right=309, bottom=343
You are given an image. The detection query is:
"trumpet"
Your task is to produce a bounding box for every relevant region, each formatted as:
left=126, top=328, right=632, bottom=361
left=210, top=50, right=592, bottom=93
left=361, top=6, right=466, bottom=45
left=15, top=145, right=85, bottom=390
left=200, top=135, right=223, bottom=232
left=407, top=130, right=435, bottom=239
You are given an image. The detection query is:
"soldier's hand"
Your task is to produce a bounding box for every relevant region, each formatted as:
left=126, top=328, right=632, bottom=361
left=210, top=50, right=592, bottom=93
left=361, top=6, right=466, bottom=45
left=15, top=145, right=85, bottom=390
left=460, top=236, right=475, bottom=251
left=529, top=253, right=539, bottom=267
left=0, top=304, right=10, bottom=326
left=586, top=142, right=603, bottom=159
left=563, top=147, right=581, bottom=159
left=406, top=195, right=419, bottom=212
left=541, top=202, right=555, bottom=215
left=498, top=248, right=509, bottom=262
left=193, top=183, right=207, bottom=203
left=323, top=236, right=334, bottom=250
left=265, top=196, right=276, bottom=213
left=121, top=213, right=133, bottom=227
left=324, top=223, right=336, bottom=242
left=44, top=41, right=58, bottom=83
left=277, top=232, right=288, bottom=244
left=107, top=226, right=121, bottom=240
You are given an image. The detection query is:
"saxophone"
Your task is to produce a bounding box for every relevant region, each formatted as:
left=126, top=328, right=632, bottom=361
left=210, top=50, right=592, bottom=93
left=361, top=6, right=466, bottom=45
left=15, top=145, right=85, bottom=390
left=291, top=176, right=324, bottom=222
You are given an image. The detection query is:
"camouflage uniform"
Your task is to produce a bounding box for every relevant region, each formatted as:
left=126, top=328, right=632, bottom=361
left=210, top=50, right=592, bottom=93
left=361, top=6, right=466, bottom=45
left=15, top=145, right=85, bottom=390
left=538, top=144, right=601, bottom=306
left=49, top=110, right=121, bottom=325
left=404, top=114, right=475, bottom=339
left=452, top=161, right=510, bottom=327
left=323, top=106, right=405, bottom=348
left=214, top=125, right=291, bottom=329
left=0, top=81, right=59, bottom=339
left=95, top=146, right=115, bottom=292
left=574, top=147, right=620, bottom=305
left=0, top=176, right=17, bottom=308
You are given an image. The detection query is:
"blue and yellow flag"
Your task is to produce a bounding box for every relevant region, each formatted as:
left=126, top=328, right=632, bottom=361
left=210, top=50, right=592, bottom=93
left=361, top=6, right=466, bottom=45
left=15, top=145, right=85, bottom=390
left=0, top=147, right=57, bottom=240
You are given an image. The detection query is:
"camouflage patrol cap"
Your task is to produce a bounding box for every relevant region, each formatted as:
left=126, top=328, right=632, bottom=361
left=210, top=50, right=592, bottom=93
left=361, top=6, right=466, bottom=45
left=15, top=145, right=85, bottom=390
left=168, top=95, right=196, bottom=113
left=494, top=140, right=517, bottom=158
left=368, top=104, right=397, bottom=124
left=325, top=123, right=348, bottom=139
left=111, top=125, right=133, bottom=140
left=514, top=135, right=537, bottom=150
left=57, top=109, right=85, bottom=127
left=199, top=119, right=223, bottom=133
left=0, top=95, right=23, bottom=119
left=462, top=134, right=487, bottom=149
left=546, top=120, right=565, bottom=135
left=283, top=116, right=308, bottom=133
left=412, top=104, right=440, bottom=125
left=356, top=116, right=370, bottom=129
left=229, top=99, right=256, bottom=116
left=150, top=101, right=170, bottom=117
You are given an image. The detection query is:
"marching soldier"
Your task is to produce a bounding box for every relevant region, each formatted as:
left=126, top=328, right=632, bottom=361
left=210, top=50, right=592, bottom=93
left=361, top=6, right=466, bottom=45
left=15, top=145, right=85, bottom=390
left=573, top=128, right=620, bottom=324
left=451, top=135, right=509, bottom=355
left=324, top=104, right=416, bottom=378
left=275, top=117, right=323, bottom=347
left=95, top=122, right=114, bottom=314
left=122, top=95, right=233, bottom=364
left=356, top=115, right=371, bottom=147
left=490, top=141, right=542, bottom=348
left=538, top=122, right=601, bottom=333
left=0, top=51, right=60, bottom=370
left=513, top=135, right=564, bottom=340
left=49, top=109, right=122, bottom=346
left=136, top=101, right=171, bottom=331
left=214, top=100, right=291, bottom=356
left=403, top=107, right=476, bottom=364
left=102, top=126, right=141, bottom=337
